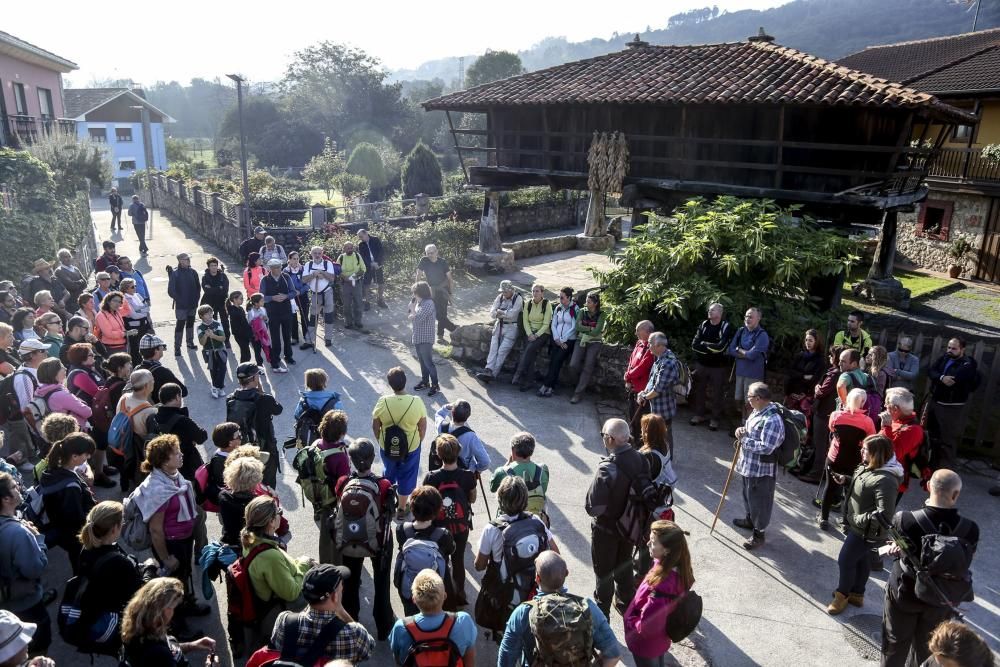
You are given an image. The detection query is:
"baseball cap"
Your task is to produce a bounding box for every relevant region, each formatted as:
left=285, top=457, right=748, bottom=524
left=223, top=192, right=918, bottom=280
left=266, top=258, right=282, bottom=268
left=301, top=564, right=350, bottom=603
left=0, top=610, right=36, bottom=663
left=498, top=279, right=514, bottom=293
left=96, top=272, right=111, bottom=281
left=17, top=339, right=49, bottom=355
left=236, top=362, right=262, bottom=380
left=254, top=226, right=266, bottom=235
left=139, top=334, right=166, bottom=350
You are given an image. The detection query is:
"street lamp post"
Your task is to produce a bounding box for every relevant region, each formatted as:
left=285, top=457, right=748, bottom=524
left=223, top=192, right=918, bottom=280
left=226, top=74, right=252, bottom=237
left=131, top=104, right=155, bottom=240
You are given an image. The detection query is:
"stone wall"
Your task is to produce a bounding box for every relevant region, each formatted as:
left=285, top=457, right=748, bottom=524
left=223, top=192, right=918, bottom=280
left=499, top=233, right=615, bottom=261
left=896, top=190, right=988, bottom=276
left=140, top=185, right=243, bottom=258
left=498, top=202, right=580, bottom=237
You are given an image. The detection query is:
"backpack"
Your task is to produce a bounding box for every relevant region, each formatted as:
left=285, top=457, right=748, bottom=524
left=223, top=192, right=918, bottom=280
left=333, top=475, right=384, bottom=558
left=121, top=488, right=152, bottom=552
left=292, top=443, right=345, bottom=515
left=19, top=476, right=83, bottom=536
left=651, top=589, right=704, bottom=642
left=226, top=542, right=276, bottom=624
left=613, top=457, right=658, bottom=547
left=527, top=593, right=594, bottom=667
left=90, top=379, right=123, bottom=433
left=227, top=394, right=259, bottom=445
left=433, top=476, right=472, bottom=536
left=475, top=514, right=549, bottom=632
left=58, top=550, right=121, bottom=655
left=907, top=510, right=976, bottom=608
left=26, top=388, right=56, bottom=432
left=0, top=369, right=35, bottom=425
left=763, top=405, right=807, bottom=469
left=402, top=613, right=464, bottom=667
left=245, top=611, right=346, bottom=667
left=645, top=450, right=678, bottom=520
left=429, top=423, right=472, bottom=471
left=672, top=358, right=692, bottom=401
left=291, top=394, right=341, bottom=450
left=194, top=464, right=219, bottom=513
left=502, top=464, right=547, bottom=515
left=395, top=525, right=448, bottom=602
left=382, top=397, right=417, bottom=461
left=107, top=400, right=152, bottom=457
left=846, top=370, right=882, bottom=422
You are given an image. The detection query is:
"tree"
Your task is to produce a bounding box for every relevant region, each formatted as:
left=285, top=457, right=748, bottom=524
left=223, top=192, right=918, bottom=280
left=594, top=197, right=859, bottom=347
left=26, top=132, right=111, bottom=199
left=333, top=173, right=370, bottom=202
left=165, top=137, right=190, bottom=164
left=346, top=142, right=387, bottom=197
left=401, top=141, right=443, bottom=197
left=303, top=137, right=345, bottom=200
left=465, top=50, right=525, bottom=88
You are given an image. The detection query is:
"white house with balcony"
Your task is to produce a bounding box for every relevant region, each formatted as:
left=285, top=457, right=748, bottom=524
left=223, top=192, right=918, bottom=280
left=64, top=88, right=173, bottom=189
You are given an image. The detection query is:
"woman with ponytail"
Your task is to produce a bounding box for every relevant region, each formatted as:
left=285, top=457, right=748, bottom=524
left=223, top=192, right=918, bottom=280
left=38, top=432, right=97, bottom=573
left=624, top=520, right=696, bottom=666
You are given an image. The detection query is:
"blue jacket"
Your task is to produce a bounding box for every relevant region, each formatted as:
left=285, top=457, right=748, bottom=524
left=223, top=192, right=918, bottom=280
left=167, top=266, right=201, bottom=310
left=0, top=516, right=49, bottom=612
left=434, top=406, right=491, bottom=472
left=727, top=325, right=769, bottom=380
left=293, top=389, right=343, bottom=421
left=198, top=541, right=238, bottom=600
left=119, top=269, right=150, bottom=302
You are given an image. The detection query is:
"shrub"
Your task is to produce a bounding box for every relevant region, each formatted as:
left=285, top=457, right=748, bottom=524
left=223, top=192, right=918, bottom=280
left=401, top=141, right=443, bottom=197
left=346, top=142, right=387, bottom=195
left=250, top=188, right=310, bottom=226
left=26, top=132, right=110, bottom=199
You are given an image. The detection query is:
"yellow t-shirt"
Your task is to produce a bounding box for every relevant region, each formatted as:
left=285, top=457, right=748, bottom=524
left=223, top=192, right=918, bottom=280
left=373, top=393, right=427, bottom=453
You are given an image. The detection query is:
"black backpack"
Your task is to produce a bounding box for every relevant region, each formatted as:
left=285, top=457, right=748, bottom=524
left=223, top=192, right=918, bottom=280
left=58, top=550, right=122, bottom=655
left=906, top=510, right=976, bottom=608
left=0, top=369, right=35, bottom=425
left=651, top=588, right=704, bottom=642
left=429, top=422, right=472, bottom=471
left=227, top=394, right=259, bottom=445
left=382, top=397, right=417, bottom=461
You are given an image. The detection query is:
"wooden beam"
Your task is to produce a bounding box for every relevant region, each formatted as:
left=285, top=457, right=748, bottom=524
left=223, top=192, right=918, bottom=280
left=774, top=105, right=785, bottom=190
left=446, top=111, right=469, bottom=182
left=541, top=106, right=553, bottom=173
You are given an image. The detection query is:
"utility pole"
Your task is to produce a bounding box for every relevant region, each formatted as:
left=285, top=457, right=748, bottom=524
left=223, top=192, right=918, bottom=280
left=131, top=104, right=155, bottom=239
left=226, top=74, right=252, bottom=237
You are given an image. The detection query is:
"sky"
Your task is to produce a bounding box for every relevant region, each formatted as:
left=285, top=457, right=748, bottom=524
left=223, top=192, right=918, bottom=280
left=9, top=0, right=787, bottom=88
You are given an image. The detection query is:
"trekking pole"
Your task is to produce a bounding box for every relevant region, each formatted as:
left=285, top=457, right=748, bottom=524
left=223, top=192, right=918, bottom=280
left=710, top=441, right=741, bottom=534
left=311, top=286, right=318, bottom=355
left=477, top=473, right=492, bottom=519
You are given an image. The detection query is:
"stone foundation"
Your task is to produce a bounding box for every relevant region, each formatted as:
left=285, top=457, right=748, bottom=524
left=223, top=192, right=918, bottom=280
left=502, top=235, right=579, bottom=259
left=465, top=247, right=516, bottom=273
left=575, top=233, right=616, bottom=252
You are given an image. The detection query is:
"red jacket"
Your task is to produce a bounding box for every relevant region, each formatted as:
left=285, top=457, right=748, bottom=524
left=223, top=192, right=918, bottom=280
left=625, top=339, right=655, bottom=390
left=882, top=414, right=924, bottom=493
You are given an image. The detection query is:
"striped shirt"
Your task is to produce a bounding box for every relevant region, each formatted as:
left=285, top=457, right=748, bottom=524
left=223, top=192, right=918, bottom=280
left=736, top=402, right=785, bottom=478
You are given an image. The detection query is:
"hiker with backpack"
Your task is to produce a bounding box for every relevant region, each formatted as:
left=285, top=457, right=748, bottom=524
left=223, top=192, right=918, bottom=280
left=880, top=388, right=927, bottom=502
left=261, top=564, right=375, bottom=666
left=727, top=307, right=770, bottom=424
left=567, top=291, right=606, bottom=404
left=881, top=469, right=980, bottom=667
left=112, top=369, right=158, bottom=492
left=290, top=368, right=343, bottom=448
left=395, top=485, right=456, bottom=615
left=925, top=338, right=980, bottom=471
left=689, top=304, right=733, bottom=432
left=0, top=472, right=52, bottom=656
left=423, top=434, right=478, bottom=607
left=121, top=578, right=217, bottom=666
left=476, top=279, right=524, bottom=384
left=500, top=550, right=621, bottom=667
left=731, top=383, right=785, bottom=552
left=512, top=283, right=553, bottom=391
left=835, top=348, right=874, bottom=411
left=818, top=388, right=877, bottom=531
left=475, top=475, right=558, bottom=638
left=156, top=383, right=210, bottom=553
left=337, top=240, right=367, bottom=331
left=389, top=568, right=478, bottom=666
left=826, top=435, right=903, bottom=615
left=198, top=422, right=242, bottom=512
left=795, top=345, right=845, bottom=484
left=537, top=286, right=577, bottom=398
left=832, top=310, right=873, bottom=360
left=331, top=439, right=397, bottom=640
left=293, top=408, right=350, bottom=564
left=585, top=417, right=653, bottom=619
left=1, top=339, right=50, bottom=468
left=35, top=433, right=96, bottom=573
left=29, top=356, right=91, bottom=433
left=433, top=401, right=491, bottom=473
left=68, top=501, right=159, bottom=655
left=126, top=195, right=150, bottom=255
left=87, top=352, right=132, bottom=484
left=217, top=454, right=290, bottom=549
left=372, top=366, right=427, bottom=515
left=634, top=414, right=678, bottom=577
left=490, top=432, right=549, bottom=525
left=137, top=334, right=188, bottom=402
left=625, top=520, right=697, bottom=666
left=636, top=332, right=680, bottom=456
left=227, top=362, right=283, bottom=488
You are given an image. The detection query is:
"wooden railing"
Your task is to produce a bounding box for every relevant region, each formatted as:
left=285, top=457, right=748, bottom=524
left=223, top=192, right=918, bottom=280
left=928, top=147, right=1000, bottom=184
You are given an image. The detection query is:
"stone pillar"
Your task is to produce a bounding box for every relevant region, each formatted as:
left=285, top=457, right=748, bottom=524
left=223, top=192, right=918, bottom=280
left=311, top=204, right=326, bottom=230
left=479, top=191, right=501, bottom=253
left=211, top=192, right=222, bottom=215
left=192, top=185, right=202, bottom=209
left=583, top=189, right=605, bottom=236
left=415, top=193, right=430, bottom=216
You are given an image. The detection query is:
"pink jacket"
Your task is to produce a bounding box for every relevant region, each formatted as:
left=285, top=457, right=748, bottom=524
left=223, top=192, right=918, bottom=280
left=35, top=384, right=93, bottom=428
left=624, top=565, right=688, bottom=658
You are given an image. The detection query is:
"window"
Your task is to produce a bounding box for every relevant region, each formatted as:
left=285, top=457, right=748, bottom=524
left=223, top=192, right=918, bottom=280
left=115, top=127, right=132, bottom=142
left=12, top=83, right=27, bottom=115
left=916, top=199, right=954, bottom=241
left=37, top=88, right=53, bottom=118
left=118, top=160, right=136, bottom=171
left=88, top=127, right=107, bottom=142
left=950, top=124, right=975, bottom=143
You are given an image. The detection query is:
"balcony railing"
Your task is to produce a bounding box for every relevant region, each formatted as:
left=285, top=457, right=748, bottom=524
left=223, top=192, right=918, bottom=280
left=928, top=146, right=1000, bottom=185
left=0, top=116, right=77, bottom=147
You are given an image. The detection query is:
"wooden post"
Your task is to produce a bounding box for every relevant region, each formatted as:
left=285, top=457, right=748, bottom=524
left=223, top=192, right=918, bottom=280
left=868, top=209, right=899, bottom=281
left=479, top=191, right=501, bottom=253
left=447, top=111, right=469, bottom=182
left=774, top=106, right=785, bottom=189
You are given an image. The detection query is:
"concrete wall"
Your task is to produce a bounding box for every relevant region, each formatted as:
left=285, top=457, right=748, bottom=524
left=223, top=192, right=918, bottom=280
left=896, top=189, right=988, bottom=276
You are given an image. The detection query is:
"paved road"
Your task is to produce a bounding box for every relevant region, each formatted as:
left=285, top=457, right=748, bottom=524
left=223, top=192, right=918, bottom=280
left=40, top=201, right=999, bottom=667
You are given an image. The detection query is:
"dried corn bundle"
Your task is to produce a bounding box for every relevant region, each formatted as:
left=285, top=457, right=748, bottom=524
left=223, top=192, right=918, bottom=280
left=587, top=131, right=629, bottom=195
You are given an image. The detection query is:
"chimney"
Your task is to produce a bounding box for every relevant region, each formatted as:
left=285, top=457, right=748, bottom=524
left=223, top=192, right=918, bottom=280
left=748, top=27, right=775, bottom=43
left=626, top=34, right=649, bottom=49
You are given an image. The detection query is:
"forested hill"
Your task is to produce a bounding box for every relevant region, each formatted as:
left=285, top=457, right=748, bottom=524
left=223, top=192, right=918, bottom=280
left=392, top=0, right=1000, bottom=83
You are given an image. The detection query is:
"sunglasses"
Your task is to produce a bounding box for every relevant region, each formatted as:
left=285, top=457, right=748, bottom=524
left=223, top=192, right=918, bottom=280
left=898, top=348, right=911, bottom=353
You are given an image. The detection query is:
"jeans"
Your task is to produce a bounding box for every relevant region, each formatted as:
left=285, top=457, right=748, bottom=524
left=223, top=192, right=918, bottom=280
left=110, top=208, right=122, bottom=228
left=431, top=286, right=455, bottom=336
left=820, top=465, right=846, bottom=521
left=591, top=523, right=636, bottom=618
left=415, top=342, right=438, bottom=386
left=267, top=311, right=294, bottom=366
left=132, top=223, right=148, bottom=253
left=206, top=348, right=228, bottom=389
left=515, top=334, right=549, bottom=381
left=343, top=552, right=396, bottom=640
left=342, top=279, right=364, bottom=327
left=741, top=474, right=776, bottom=532
left=570, top=341, right=603, bottom=395
left=837, top=531, right=873, bottom=595
left=544, top=339, right=575, bottom=388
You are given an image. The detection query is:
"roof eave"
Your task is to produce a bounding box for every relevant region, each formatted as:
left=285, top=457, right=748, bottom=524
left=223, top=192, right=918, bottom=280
left=0, top=36, right=77, bottom=73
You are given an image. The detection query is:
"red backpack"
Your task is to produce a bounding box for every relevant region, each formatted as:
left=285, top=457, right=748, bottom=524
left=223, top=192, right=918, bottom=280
left=403, top=613, right=464, bottom=667
left=225, top=543, right=275, bottom=624
left=433, top=479, right=471, bottom=536
left=90, top=379, right=124, bottom=433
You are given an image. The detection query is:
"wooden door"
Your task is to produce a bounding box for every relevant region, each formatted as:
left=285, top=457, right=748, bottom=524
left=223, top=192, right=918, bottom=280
left=976, top=197, right=1000, bottom=284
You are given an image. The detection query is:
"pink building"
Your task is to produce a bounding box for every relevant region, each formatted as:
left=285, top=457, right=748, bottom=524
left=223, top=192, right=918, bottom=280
left=0, top=29, right=78, bottom=146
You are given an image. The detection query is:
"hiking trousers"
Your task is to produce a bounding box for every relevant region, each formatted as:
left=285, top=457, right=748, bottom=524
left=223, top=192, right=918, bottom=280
left=591, top=523, right=636, bottom=619
left=689, top=363, right=728, bottom=420
left=343, top=551, right=395, bottom=640
left=571, top=342, right=603, bottom=395
left=881, top=586, right=953, bottom=667
left=926, top=400, right=964, bottom=470
left=741, top=474, right=776, bottom=532
left=486, top=324, right=517, bottom=375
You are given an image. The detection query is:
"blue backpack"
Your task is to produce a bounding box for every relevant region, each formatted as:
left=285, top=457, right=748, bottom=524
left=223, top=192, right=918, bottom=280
left=107, top=400, right=152, bottom=457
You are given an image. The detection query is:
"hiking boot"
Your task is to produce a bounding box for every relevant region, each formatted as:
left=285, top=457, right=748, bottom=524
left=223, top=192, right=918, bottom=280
left=428, top=385, right=440, bottom=397
left=325, top=339, right=332, bottom=348
left=708, top=420, right=719, bottom=431
left=827, top=592, right=849, bottom=615
left=742, top=531, right=765, bottom=551
left=732, top=517, right=754, bottom=531
left=174, top=348, right=182, bottom=357
left=414, top=381, right=429, bottom=390
left=300, top=342, right=313, bottom=350
left=847, top=593, right=864, bottom=608
left=570, top=394, right=581, bottom=404
left=475, top=370, right=493, bottom=383
left=819, top=518, right=830, bottom=531
left=186, top=343, right=198, bottom=350
left=689, top=416, right=707, bottom=426
left=377, top=300, right=388, bottom=309
left=511, top=373, right=522, bottom=386
left=94, top=476, right=117, bottom=489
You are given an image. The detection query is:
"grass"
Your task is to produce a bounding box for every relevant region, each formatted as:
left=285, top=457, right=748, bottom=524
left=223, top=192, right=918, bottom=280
left=841, top=266, right=960, bottom=314
left=183, top=148, right=218, bottom=169
left=295, top=189, right=345, bottom=206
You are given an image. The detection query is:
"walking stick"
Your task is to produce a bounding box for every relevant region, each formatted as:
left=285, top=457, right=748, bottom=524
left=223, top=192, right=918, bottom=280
left=477, top=473, right=492, bottom=519
left=710, top=442, right=741, bottom=534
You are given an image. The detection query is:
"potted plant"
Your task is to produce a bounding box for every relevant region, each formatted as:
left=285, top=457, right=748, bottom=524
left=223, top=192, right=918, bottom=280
left=946, top=238, right=973, bottom=279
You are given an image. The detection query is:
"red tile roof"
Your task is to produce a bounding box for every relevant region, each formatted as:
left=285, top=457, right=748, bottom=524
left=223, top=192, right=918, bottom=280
left=424, top=39, right=974, bottom=123
left=838, top=28, right=1000, bottom=95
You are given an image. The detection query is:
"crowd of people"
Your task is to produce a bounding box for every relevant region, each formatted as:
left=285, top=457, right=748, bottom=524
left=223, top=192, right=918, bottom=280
left=0, top=222, right=994, bottom=667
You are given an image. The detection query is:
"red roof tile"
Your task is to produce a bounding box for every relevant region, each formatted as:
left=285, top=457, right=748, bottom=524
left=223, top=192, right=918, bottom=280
left=424, top=39, right=973, bottom=122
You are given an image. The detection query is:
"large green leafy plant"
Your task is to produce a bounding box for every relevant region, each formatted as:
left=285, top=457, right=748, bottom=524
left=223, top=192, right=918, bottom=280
left=594, top=196, right=859, bottom=350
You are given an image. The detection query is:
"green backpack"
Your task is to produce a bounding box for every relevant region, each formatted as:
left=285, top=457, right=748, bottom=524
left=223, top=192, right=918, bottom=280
left=292, top=443, right=344, bottom=516
left=527, top=592, right=594, bottom=666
